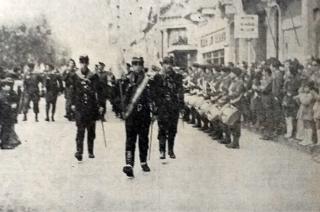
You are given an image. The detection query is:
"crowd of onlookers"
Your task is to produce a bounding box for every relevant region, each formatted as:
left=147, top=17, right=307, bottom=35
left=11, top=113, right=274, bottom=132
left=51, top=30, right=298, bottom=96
left=182, top=56, right=320, bottom=146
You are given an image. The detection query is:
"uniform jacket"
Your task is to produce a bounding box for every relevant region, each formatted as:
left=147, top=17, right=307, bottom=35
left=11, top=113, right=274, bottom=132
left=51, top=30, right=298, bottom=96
left=43, top=71, right=64, bottom=100
left=152, top=68, right=184, bottom=117
left=70, top=68, right=102, bottom=122
left=23, top=72, right=42, bottom=95
left=96, top=70, right=115, bottom=100
left=123, top=70, right=153, bottom=124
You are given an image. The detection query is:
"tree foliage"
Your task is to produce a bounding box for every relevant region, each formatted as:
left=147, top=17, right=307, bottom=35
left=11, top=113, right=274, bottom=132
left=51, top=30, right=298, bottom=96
left=0, top=15, right=70, bottom=69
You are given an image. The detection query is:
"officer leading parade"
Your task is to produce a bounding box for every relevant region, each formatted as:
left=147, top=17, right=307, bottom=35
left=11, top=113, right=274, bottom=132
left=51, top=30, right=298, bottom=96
left=1, top=0, right=320, bottom=211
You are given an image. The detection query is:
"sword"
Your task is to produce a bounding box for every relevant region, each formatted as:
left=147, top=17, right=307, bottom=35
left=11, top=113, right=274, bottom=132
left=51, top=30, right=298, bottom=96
left=148, top=118, right=155, bottom=160
left=100, top=120, right=107, bottom=148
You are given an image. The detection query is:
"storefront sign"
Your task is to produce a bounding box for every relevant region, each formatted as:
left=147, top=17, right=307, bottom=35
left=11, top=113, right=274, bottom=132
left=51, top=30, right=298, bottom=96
left=234, top=15, right=259, bottom=38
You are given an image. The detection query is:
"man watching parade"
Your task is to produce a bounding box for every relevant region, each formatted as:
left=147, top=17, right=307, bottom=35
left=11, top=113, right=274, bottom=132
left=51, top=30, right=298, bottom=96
left=70, top=55, right=104, bottom=161
left=153, top=56, right=184, bottom=159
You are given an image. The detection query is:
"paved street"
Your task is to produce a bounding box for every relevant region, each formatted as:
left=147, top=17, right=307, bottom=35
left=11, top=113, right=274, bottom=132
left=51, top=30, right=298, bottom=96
left=0, top=97, right=320, bottom=212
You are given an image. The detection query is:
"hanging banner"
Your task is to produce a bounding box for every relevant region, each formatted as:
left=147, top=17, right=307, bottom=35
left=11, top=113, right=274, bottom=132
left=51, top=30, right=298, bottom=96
left=234, top=15, right=259, bottom=39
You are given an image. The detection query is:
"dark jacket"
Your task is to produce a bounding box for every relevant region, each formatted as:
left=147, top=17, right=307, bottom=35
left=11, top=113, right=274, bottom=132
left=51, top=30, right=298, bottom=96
left=23, top=72, right=42, bottom=95
left=43, top=71, right=64, bottom=101
left=152, top=68, right=184, bottom=120
left=70, top=68, right=102, bottom=123
left=0, top=88, right=19, bottom=124
left=123, top=70, right=153, bottom=124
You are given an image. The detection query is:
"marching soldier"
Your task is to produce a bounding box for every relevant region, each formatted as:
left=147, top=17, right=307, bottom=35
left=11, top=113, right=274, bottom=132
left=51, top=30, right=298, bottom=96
left=95, top=62, right=111, bottom=121
left=70, top=55, right=104, bottom=161
left=62, top=59, right=77, bottom=121
left=43, top=64, right=63, bottom=122
left=153, top=56, right=184, bottom=159
left=22, top=63, right=42, bottom=122
left=122, top=57, right=153, bottom=177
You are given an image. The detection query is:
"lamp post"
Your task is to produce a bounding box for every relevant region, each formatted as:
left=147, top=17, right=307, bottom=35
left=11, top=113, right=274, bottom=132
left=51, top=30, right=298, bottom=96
left=267, top=0, right=282, bottom=60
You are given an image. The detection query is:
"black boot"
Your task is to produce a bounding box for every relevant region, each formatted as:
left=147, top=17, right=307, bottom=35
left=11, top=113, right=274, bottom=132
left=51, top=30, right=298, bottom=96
left=35, top=113, right=39, bottom=122
left=168, top=150, right=176, bottom=159
left=45, top=117, right=50, bottom=122
left=160, top=151, right=166, bottom=160
left=74, top=152, right=83, bottom=161
left=123, top=165, right=134, bottom=177
left=141, top=163, right=150, bottom=172
left=51, top=115, right=55, bottom=122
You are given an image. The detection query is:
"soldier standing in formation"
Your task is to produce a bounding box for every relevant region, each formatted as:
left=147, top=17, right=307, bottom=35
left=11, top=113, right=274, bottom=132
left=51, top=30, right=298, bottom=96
left=62, top=59, right=77, bottom=121
left=153, top=56, right=184, bottom=159
left=70, top=56, right=104, bottom=161
left=22, top=63, right=42, bottom=122
left=122, top=57, right=153, bottom=177
left=219, top=68, right=245, bottom=149
left=43, top=64, right=64, bottom=122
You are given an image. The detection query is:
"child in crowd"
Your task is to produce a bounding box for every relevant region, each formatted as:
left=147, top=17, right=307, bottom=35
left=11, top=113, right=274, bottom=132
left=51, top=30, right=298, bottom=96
left=295, top=83, right=316, bottom=146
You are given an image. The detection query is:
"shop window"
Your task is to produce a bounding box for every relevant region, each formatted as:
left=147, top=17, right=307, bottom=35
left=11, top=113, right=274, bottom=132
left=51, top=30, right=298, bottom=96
left=203, top=49, right=225, bottom=65
left=169, top=28, right=188, bottom=46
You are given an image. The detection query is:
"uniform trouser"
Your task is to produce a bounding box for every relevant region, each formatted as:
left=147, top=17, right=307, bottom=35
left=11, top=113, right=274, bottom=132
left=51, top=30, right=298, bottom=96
left=190, top=107, right=197, bottom=123
left=65, top=97, right=72, bottom=116
left=125, top=121, right=150, bottom=167
left=158, top=113, right=179, bottom=153
left=183, top=106, right=190, bottom=121
left=23, top=93, right=40, bottom=114
left=210, top=119, right=223, bottom=138
left=222, top=120, right=241, bottom=144
left=46, top=97, right=57, bottom=118
left=75, top=120, right=96, bottom=155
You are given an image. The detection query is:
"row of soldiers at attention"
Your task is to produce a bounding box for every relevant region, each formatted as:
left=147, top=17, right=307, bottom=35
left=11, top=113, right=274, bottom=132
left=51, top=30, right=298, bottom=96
left=182, top=56, right=320, bottom=148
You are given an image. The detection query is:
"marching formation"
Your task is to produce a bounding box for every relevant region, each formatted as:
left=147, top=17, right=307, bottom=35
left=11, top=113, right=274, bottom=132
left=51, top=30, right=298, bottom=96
left=0, top=54, right=185, bottom=179
left=2, top=54, right=320, bottom=178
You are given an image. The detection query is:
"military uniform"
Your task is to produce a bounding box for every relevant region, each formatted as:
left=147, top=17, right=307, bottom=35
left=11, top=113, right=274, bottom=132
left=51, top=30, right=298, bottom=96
left=153, top=57, right=184, bottom=159
left=70, top=56, right=102, bottom=161
left=122, top=57, right=153, bottom=177
left=219, top=68, right=244, bottom=149
left=62, top=66, right=77, bottom=120
left=96, top=64, right=115, bottom=120
left=43, top=68, right=63, bottom=121
left=22, top=65, right=42, bottom=121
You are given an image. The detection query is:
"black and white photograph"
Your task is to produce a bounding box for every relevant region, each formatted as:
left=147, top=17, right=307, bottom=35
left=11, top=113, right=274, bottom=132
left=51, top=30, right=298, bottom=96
left=0, top=0, right=320, bottom=211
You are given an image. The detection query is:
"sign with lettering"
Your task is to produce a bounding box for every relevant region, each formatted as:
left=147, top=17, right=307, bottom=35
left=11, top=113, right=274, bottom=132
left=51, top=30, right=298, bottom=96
left=234, top=15, right=259, bottom=38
